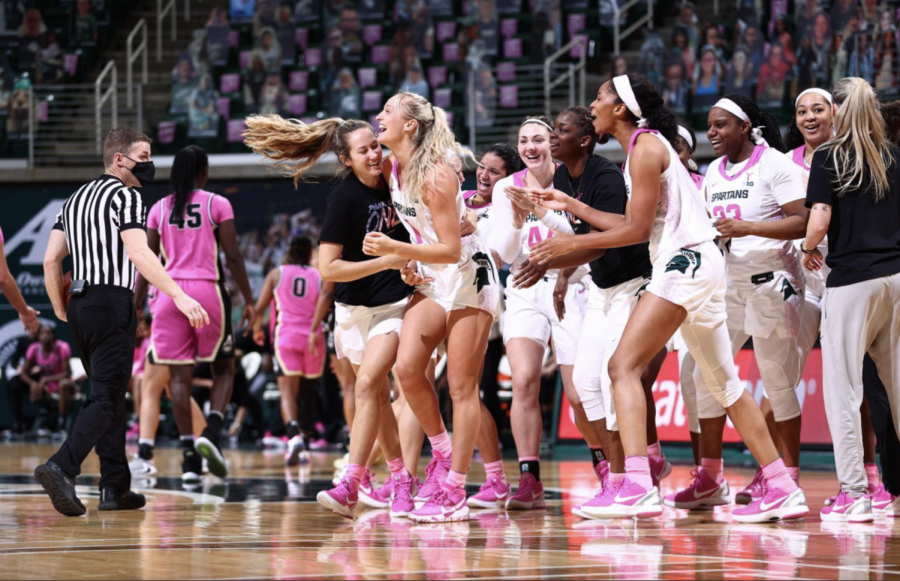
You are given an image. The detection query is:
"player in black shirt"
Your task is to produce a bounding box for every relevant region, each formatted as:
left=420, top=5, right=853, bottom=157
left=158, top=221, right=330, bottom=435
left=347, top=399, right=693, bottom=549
left=516, top=107, right=673, bottom=517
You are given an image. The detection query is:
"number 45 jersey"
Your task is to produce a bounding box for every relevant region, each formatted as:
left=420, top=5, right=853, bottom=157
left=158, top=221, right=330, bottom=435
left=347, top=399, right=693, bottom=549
left=702, top=146, right=806, bottom=281
left=147, top=189, right=233, bottom=282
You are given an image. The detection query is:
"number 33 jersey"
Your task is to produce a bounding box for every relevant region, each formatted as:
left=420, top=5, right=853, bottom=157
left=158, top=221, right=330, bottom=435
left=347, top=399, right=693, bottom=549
left=702, top=146, right=806, bottom=280
left=147, top=189, right=234, bottom=282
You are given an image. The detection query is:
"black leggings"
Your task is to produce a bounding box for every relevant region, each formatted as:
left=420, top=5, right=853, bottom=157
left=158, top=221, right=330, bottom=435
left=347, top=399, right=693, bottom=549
left=863, top=354, right=900, bottom=495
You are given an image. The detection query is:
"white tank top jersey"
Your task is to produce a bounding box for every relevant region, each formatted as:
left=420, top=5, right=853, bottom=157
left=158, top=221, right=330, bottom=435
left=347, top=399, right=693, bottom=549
left=703, top=146, right=806, bottom=280
left=622, top=131, right=719, bottom=265
left=489, top=169, right=589, bottom=280
left=790, top=145, right=830, bottom=300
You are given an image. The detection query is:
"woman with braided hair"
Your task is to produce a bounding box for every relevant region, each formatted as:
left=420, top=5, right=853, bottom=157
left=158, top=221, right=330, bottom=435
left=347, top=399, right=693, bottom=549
left=665, top=93, right=810, bottom=513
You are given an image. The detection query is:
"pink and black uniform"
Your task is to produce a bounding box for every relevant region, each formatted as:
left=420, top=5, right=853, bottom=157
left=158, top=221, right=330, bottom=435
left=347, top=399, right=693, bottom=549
left=26, top=340, right=72, bottom=393
left=147, top=189, right=235, bottom=364
left=270, top=264, right=325, bottom=378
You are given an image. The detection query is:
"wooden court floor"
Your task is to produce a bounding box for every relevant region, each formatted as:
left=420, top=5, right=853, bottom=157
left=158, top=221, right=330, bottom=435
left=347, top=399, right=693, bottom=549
left=1, top=442, right=899, bottom=580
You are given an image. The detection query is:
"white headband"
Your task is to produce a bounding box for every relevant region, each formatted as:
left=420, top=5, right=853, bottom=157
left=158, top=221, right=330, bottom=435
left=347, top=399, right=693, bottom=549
left=677, top=125, right=694, bottom=149
left=713, top=98, right=768, bottom=147
left=613, top=75, right=648, bottom=128
left=795, top=88, right=833, bottom=107
left=521, top=118, right=554, bottom=132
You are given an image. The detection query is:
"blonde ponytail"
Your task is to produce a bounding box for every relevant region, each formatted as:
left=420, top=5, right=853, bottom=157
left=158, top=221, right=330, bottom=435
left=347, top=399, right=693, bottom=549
left=242, top=115, right=372, bottom=186
left=395, top=91, right=463, bottom=199
left=824, top=77, right=892, bottom=201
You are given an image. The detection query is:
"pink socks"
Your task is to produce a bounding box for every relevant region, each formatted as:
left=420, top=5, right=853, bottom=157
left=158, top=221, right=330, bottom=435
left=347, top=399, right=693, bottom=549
left=484, top=460, right=506, bottom=482
left=866, top=463, right=880, bottom=490
left=762, top=458, right=798, bottom=493
left=428, top=432, right=453, bottom=459
left=786, top=466, right=800, bottom=484
left=344, top=463, right=366, bottom=492
left=700, top=457, right=724, bottom=484
left=387, top=457, right=407, bottom=478
left=444, top=470, right=467, bottom=491
left=625, top=456, right=653, bottom=490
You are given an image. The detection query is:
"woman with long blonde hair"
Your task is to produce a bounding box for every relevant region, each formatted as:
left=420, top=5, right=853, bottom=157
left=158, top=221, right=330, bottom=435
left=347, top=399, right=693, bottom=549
left=803, top=77, right=900, bottom=522
left=364, top=92, right=500, bottom=523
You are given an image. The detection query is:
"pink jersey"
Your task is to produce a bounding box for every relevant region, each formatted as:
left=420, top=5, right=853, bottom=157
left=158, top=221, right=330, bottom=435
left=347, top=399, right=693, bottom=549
left=147, top=190, right=234, bottom=281
left=26, top=340, right=71, bottom=392
left=270, top=264, right=321, bottom=339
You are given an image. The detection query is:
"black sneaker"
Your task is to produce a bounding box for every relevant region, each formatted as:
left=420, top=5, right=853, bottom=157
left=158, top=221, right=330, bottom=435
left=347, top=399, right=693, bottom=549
left=34, top=462, right=86, bottom=517
left=98, top=489, right=146, bottom=511
left=195, top=435, right=228, bottom=478
left=182, top=449, right=202, bottom=483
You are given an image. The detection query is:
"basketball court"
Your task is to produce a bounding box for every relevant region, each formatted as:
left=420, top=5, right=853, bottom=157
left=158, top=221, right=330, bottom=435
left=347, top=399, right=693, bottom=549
left=1, top=443, right=896, bottom=580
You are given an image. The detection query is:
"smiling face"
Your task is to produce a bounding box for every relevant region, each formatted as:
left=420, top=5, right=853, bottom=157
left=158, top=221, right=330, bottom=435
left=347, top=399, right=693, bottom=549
left=700, top=50, right=717, bottom=74
left=475, top=152, right=508, bottom=196
left=518, top=121, right=552, bottom=171
left=589, top=81, right=623, bottom=135
left=733, top=50, right=748, bottom=73
left=814, top=14, right=829, bottom=42
left=707, top=107, right=749, bottom=158
left=769, top=44, right=784, bottom=66
left=796, top=92, right=834, bottom=147
left=551, top=111, right=587, bottom=163
left=375, top=95, right=410, bottom=148
left=342, top=127, right=383, bottom=179
left=744, top=26, right=760, bottom=46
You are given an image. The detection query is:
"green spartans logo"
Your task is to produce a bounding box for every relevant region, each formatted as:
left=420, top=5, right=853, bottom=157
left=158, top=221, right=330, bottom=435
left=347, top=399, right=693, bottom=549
left=472, top=252, right=495, bottom=294
left=665, top=248, right=702, bottom=279
left=781, top=279, right=797, bottom=301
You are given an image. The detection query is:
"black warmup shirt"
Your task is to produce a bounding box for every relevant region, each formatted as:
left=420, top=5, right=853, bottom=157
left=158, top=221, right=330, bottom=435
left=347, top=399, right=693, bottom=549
left=554, top=156, right=652, bottom=288
left=806, top=146, right=900, bottom=288
left=318, top=174, right=412, bottom=307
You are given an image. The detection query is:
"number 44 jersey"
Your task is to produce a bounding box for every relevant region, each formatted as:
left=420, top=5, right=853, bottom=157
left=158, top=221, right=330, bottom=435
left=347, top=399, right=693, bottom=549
left=702, top=146, right=806, bottom=281
left=148, top=189, right=234, bottom=282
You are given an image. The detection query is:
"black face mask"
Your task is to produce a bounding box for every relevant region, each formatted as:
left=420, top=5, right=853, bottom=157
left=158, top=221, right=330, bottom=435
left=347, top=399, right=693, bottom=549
left=123, top=155, right=156, bottom=187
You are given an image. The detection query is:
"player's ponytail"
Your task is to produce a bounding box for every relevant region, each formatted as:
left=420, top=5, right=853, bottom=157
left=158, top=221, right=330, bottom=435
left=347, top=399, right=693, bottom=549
left=243, top=115, right=373, bottom=186
left=284, top=236, right=314, bottom=266
left=170, top=145, right=209, bottom=220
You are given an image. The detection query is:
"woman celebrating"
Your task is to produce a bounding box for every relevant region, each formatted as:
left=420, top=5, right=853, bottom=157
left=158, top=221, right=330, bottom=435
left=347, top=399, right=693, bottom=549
left=491, top=115, right=606, bottom=511
left=522, top=106, right=672, bottom=516
left=804, top=77, right=900, bottom=522
left=244, top=116, right=416, bottom=519
left=136, top=145, right=256, bottom=482
left=364, top=92, right=500, bottom=523
left=251, top=236, right=333, bottom=467
left=461, top=144, right=525, bottom=510
left=529, top=74, right=808, bottom=523
left=666, top=95, right=809, bottom=510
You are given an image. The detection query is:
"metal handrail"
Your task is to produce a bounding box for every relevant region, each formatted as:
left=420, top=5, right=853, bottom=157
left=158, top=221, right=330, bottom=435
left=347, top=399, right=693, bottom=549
left=614, top=0, right=654, bottom=55
left=157, top=0, right=176, bottom=62
left=544, top=36, right=587, bottom=118
left=95, top=60, right=118, bottom=154
left=127, top=19, right=147, bottom=108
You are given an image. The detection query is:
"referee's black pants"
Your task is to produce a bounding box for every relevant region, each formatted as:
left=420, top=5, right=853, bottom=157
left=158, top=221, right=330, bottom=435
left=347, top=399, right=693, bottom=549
left=50, top=286, right=137, bottom=493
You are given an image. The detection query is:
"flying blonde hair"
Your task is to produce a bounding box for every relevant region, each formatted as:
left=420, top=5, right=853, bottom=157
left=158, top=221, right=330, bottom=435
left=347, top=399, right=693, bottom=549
left=822, top=77, right=892, bottom=201
left=393, top=91, right=463, bottom=199
left=242, top=115, right=373, bottom=186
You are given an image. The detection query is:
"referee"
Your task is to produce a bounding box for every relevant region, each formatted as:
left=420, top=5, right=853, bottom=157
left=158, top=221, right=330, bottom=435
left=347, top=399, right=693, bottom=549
left=34, top=128, right=209, bottom=517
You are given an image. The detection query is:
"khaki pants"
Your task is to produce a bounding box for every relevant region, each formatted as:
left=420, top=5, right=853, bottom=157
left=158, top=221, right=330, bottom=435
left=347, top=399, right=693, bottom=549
left=822, top=272, right=900, bottom=495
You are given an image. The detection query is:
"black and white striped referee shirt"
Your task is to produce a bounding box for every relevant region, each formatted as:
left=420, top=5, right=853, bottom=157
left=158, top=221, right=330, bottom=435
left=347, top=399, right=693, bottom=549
left=53, top=175, right=147, bottom=291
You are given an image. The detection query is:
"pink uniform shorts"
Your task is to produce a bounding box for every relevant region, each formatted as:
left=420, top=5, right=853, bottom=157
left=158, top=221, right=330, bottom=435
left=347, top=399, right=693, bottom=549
left=150, top=280, right=234, bottom=364
left=274, top=331, right=325, bottom=378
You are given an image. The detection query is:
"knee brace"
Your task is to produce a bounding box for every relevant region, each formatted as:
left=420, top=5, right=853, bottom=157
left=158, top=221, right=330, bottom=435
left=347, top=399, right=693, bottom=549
left=681, top=321, right=746, bottom=413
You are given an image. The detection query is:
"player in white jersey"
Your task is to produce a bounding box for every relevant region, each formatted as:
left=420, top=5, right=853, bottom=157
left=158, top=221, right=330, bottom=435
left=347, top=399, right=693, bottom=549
left=666, top=95, right=810, bottom=510
left=490, top=116, right=606, bottom=510
left=364, top=92, right=500, bottom=523
left=788, top=88, right=893, bottom=509
left=459, top=144, right=530, bottom=509
left=529, top=74, right=808, bottom=523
